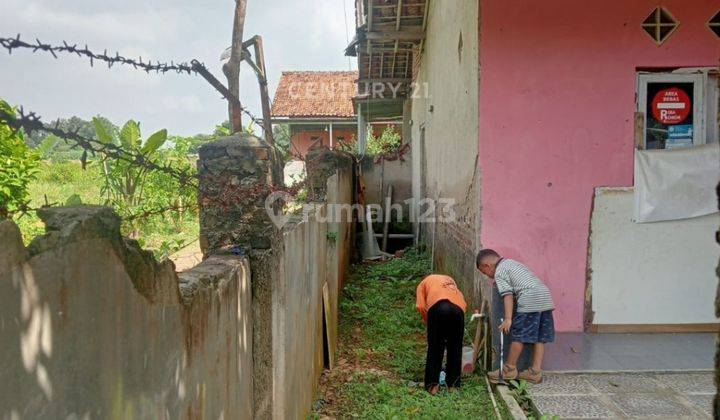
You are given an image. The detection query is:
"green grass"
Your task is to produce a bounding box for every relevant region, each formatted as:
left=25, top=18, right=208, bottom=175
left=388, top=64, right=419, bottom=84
left=314, top=249, right=510, bottom=419
left=12, top=160, right=198, bottom=258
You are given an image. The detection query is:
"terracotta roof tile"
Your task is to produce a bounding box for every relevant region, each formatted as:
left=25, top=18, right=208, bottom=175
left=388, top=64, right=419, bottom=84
left=271, top=71, right=358, bottom=119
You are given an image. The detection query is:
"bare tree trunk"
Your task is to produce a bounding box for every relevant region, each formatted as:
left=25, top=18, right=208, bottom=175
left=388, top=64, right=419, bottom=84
left=223, top=0, right=248, bottom=134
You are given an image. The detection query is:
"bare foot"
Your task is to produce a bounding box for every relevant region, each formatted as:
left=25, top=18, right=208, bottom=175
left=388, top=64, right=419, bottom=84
left=428, top=384, right=440, bottom=395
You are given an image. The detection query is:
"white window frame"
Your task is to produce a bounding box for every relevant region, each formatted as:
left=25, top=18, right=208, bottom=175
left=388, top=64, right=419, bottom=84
left=637, top=72, right=706, bottom=149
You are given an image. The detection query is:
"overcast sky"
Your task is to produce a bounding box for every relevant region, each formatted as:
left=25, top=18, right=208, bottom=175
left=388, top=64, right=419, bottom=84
left=0, top=0, right=357, bottom=136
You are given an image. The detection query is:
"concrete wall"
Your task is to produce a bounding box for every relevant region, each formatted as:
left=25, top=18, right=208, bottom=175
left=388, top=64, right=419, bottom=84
left=196, top=136, right=354, bottom=418
left=272, top=151, right=354, bottom=420
left=589, top=188, right=720, bottom=325
left=478, top=0, right=720, bottom=331
left=410, top=0, right=480, bottom=304
left=0, top=206, right=252, bottom=419
left=361, top=157, right=412, bottom=208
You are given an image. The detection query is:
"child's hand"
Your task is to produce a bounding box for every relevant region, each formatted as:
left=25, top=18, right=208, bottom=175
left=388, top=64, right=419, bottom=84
left=499, top=319, right=512, bottom=334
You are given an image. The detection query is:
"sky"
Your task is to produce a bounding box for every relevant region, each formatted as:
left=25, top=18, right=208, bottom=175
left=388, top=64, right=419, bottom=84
left=0, top=0, right=357, bottom=136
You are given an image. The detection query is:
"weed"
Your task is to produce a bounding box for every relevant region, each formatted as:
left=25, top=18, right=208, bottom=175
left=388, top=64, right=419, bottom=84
left=326, top=231, right=338, bottom=244
left=316, top=248, right=511, bottom=418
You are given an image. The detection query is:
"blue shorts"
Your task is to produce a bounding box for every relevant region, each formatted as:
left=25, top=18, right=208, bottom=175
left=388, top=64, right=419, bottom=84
left=511, top=310, right=555, bottom=344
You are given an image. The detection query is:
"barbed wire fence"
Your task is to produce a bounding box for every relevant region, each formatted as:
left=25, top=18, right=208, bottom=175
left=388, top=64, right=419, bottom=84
left=0, top=34, right=289, bottom=221
left=0, top=35, right=270, bottom=135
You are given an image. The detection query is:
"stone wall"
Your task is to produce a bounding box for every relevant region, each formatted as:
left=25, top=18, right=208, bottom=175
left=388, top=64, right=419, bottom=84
left=0, top=206, right=252, bottom=419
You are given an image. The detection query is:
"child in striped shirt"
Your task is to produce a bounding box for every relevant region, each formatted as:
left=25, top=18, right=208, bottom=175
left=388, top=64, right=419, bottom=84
left=476, top=249, right=555, bottom=384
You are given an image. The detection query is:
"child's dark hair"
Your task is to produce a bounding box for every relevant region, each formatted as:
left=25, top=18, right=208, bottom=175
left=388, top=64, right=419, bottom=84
left=476, top=249, right=500, bottom=268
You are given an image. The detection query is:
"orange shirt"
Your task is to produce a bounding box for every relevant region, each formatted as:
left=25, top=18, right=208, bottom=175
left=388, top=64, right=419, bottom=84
left=415, top=274, right=467, bottom=323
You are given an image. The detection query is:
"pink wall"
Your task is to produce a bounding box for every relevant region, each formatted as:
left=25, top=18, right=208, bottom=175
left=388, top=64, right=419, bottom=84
left=290, top=129, right=355, bottom=157
left=479, top=0, right=720, bottom=331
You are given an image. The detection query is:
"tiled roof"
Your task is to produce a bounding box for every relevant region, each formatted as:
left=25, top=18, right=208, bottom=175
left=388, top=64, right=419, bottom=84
left=271, top=71, right=358, bottom=119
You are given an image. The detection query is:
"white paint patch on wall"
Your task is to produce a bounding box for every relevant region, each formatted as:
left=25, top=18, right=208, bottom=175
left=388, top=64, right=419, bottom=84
left=590, top=187, right=719, bottom=325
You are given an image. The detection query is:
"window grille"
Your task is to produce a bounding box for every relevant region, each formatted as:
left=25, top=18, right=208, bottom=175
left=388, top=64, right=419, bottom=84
left=709, top=10, right=720, bottom=38
left=642, top=7, right=678, bottom=45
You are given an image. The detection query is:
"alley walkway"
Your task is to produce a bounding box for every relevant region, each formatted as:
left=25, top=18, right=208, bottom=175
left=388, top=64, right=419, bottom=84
left=530, top=372, right=713, bottom=419
left=313, top=250, right=507, bottom=419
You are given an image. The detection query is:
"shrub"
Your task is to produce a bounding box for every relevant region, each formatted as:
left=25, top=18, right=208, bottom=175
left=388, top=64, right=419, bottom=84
left=0, top=100, right=40, bottom=218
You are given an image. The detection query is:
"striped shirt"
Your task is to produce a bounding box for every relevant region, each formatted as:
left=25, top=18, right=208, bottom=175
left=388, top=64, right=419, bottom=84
left=495, top=259, right=554, bottom=313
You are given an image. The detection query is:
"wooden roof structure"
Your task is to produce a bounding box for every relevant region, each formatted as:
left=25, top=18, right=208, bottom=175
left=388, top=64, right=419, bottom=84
left=346, top=0, right=429, bottom=118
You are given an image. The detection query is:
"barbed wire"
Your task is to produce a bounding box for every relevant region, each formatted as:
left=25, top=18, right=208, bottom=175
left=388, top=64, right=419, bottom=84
left=0, top=34, right=270, bottom=134
left=0, top=107, right=198, bottom=187
left=124, top=203, right=199, bottom=222
left=0, top=34, right=196, bottom=74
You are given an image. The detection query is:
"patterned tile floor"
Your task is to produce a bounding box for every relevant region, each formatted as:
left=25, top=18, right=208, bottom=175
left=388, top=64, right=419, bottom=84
left=529, top=372, right=714, bottom=419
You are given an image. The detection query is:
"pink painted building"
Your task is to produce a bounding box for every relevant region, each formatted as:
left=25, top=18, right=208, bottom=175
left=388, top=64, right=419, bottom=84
left=350, top=0, right=720, bottom=332
left=478, top=0, right=720, bottom=332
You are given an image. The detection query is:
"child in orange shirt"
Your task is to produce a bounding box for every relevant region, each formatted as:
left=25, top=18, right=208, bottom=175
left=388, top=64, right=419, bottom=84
left=416, top=274, right=467, bottom=394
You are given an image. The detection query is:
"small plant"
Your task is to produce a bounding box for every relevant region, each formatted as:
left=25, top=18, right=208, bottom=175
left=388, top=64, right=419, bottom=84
left=326, top=231, right=337, bottom=243
left=366, top=125, right=402, bottom=157
left=0, top=100, right=40, bottom=218
left=509, top=378, right=549, bottom=417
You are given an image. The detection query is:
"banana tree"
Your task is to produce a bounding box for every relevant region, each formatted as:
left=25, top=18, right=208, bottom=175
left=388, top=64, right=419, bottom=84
left=93, top=118, right=166, bottom=233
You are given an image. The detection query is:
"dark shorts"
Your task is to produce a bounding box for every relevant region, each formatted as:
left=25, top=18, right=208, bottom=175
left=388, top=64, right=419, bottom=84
left=511, top=310, right=555, bottom=344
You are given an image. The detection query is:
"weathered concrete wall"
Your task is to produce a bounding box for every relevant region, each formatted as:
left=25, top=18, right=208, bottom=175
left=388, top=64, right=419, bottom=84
left=361, top=156, right=412, bottom=210
left=589, top=188, right=719, bottom=325
left=713, top=182, right=719, bottom=418
left=197, top=137, right=354, bottom=419
left=197, top=134, right=283, bottom=419
left=410, top=0, right=480, bottom=305
left=0, top=206, right=252, bottom=419
left=272, top=149, right=354, bottom=419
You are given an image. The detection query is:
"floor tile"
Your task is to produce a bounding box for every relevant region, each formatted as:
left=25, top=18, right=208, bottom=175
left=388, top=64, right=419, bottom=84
left=533, top=395, right=615, bottom=419
left=653, top=372, right=715, bottom=394
left=583, top=373, right=662, bottom=393
left=608, top=393, right=697, bottom=418
left=683, top=393, right=714, bottom=418
left=530, top=374, right=599, bottom=396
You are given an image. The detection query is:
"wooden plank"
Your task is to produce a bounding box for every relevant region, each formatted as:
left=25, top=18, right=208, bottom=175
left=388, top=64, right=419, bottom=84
left=381, top=184, right=393, bottom=252
left=367, top=0, right=373, bottom=31
left=358, top=77, right=411, bottom=83
left=497, top=385, right=528, bottom=420
left=373, top=233, right=415, bottom=239
left=419, top=0, right=429, bottom=52
left=395, top=0, right=403, bottom=30
left=589, top=323, right=720, bottom=333
left=379, top=51, right=384, bottom=78
left=405, top=51, right=411, bottom=78
left=322, top=282, right=336, bottom=369
left=366, top=30, right=425, bottom=41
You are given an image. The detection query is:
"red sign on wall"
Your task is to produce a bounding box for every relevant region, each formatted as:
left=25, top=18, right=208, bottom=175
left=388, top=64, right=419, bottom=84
left=651, top=87, right=691, bottom=125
